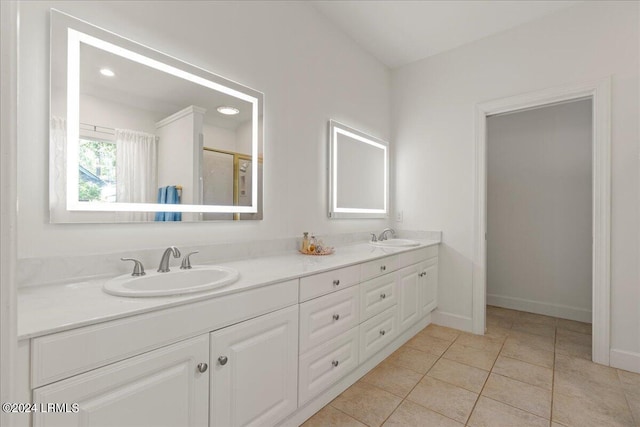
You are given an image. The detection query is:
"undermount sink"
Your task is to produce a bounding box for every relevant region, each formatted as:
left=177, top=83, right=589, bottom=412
left=370, top=238, right=420, bottom=248
left=103, top=265, right=240, bottom=297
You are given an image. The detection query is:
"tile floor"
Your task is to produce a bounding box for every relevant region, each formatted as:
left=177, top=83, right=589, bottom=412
left=303, top=306, right=640, bottom=427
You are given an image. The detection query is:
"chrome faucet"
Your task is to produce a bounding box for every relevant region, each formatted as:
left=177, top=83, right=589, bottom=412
left=158, top=246, right=181, bottom=273
left=378, top=228, right=396, bottom=241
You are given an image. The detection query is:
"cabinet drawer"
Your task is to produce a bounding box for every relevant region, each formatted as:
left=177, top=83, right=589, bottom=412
left=398, top=245, right=438, bottom=269
left=359, top=305, right=398, bottom=363
left=299, top=265, right=360, bottom=302
left=360, top=274, right=397, bottom=322
left=298, top=327, right=359, bottom=405
left=299, top=286, right=359, bottom=353
left=361, top=255, right=398, bottom=281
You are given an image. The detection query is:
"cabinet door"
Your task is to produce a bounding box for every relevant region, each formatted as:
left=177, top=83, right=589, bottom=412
left=397, top=265, right=420, bottom=331
left=419, top=258, right=438, bottom=316
left=33, top=335, right=209, bottom=427
left=210, top=305, right=298, bottom=427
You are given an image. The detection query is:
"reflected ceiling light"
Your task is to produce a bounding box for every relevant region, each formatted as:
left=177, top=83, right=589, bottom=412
left=99, top=68, right=115, bottom=77
left=217, top=106, right=240, bottom=115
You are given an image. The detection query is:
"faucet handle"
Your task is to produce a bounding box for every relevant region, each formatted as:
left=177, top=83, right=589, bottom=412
left=121, top=258, right=145, bottom=276
left=370, top=233, right=378, bottom=242
left=180, top=251, right=199, bottom=270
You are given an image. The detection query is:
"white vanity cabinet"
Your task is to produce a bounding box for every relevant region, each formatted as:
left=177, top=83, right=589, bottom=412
left=419, top=257, right=438, bottom=316
left=209, top=305, right=298, bottom=427
left=32, top=335, right=210, bottom=427
left=397, top=264, right=421, bottom=332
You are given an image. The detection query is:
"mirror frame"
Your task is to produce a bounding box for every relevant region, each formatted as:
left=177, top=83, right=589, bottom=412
left=328, top=120, right=389, bottom=219
left=49, top=10, right=264, bottom=221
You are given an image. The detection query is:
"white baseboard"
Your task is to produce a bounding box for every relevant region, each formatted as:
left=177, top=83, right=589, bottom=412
left=487, top=294, right=591, bottom=323
left=279, top=314, right=432, bottom=427
left=610, top=349, right=640, bottom=374
left=432, top=310, right=473, bottom=333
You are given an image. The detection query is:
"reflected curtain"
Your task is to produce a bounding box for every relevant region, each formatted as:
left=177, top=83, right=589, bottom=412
left=115, top=129, right=157, bottom=222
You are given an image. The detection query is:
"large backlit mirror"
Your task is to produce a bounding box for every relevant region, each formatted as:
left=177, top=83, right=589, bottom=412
left=328, top=120, right=388, bottom=219
left=50, top=10, right=263, bottom=223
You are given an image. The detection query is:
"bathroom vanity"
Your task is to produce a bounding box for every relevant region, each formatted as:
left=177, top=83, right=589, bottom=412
left=16, top=240, right=439, bottom=427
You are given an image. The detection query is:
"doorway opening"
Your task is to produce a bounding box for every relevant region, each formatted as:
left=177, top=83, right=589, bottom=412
left=472, top=79, right=611, bottom=365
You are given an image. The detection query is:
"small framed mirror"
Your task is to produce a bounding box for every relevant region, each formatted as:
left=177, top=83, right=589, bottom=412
left=50, top=10, right=263, bottom=223
left=328, top=120, right=388, bottom=219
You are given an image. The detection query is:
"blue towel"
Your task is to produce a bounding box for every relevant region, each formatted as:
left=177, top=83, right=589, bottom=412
left=155, top=186, right=182, bottom=221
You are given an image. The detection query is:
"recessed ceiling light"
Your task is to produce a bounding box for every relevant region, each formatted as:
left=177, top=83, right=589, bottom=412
left=100, top=68, right=115, bottom=77
left=217, top=106, right=240, bottom=115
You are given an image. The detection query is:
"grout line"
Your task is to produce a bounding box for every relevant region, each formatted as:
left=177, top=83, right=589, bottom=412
left=463, top=334, right=507, bottom=426
left=377, top=331, right=461, bottom=426
left=550, top=324, right=557, bottom=426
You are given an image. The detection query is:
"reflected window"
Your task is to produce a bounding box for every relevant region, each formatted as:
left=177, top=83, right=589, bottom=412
left=78, top=138, right=116, bottom=202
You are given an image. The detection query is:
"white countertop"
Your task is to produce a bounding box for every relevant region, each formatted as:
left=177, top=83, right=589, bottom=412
left=18, top=239, right=440, bottom=340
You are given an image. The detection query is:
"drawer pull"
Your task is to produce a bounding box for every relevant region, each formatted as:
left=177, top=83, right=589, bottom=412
left=380, top=265, right=386, bottom=272
left=419, top=272, right=426, bottom=277
left=379, top=329, right=386, bottom=336
left=380, top=293, right=386, bottom=299
left=332, top=360, right=339, bottom=367
left=333, top=314, right=340, bottom=321
left=218, top=356, right=228, bottom=366
left=197, top=362, right=208, bottom=373
left=333, top=279, right=340, bottom=286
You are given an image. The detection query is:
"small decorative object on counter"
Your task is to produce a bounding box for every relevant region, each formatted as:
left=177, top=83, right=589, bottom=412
left=302, top=232, right=310, bottom=252
left=299, top=234, right=335, bottom=256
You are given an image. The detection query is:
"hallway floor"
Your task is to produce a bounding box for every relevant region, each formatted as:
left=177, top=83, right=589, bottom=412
left=303, top=306, right=640, bottom=427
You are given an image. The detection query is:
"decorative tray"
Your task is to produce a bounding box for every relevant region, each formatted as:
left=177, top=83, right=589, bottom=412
left=299, top=247, right=335, bottom=256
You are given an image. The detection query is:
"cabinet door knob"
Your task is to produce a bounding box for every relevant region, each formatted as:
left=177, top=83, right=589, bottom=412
left=197, top=362, right=208, bottom=373
left=333, top=279, right=340, bottom=286
left=380, top=293, right=386, bottom=299
left=380, top=265, right=386, bottom=272
left=333, top=313, right=340, bottom=321
left=218, top=356, right=228, bottom=366
left=332, top=360, right=339, bottom=367
left=379, top=329, right=386, bottom=336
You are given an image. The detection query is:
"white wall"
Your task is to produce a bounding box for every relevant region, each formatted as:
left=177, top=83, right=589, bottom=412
left=80, top=94, right=158, bottom=136
left=17, top=1, right=390, bottom=258
left=487, top=99, right=593, bottom=322
left=392, top=1, right=638, bottom=357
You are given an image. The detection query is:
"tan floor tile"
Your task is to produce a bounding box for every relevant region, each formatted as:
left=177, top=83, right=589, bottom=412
left=624, top=389, right=640, bottom=427
left=508, top=329, right=555, bottom=352
left=405, top=332, right=451, bottom=356
left=421, top=324, right=460, bottom=342
left=493, top=355, right=553, bottom=390
left=382, top=400, right=463, bottom=427
left=406, top=376, right=478, bottom=424
left=618, top=369, right=640, bottom=395
left=442, top=342, right=498, bottom=370
left=331, top=381, right=402, bottom=427
left=556, top=329, right=591, bottom=360
left=552, top=390, right=634, bottom=427
left=455, top=332, right=504, bottom=352
left=468, top=396, right=548, bottom=427
left=481, top=373, right=551, bottom=419
left=501, top=337, right=554, bottom=368
left=557, top=318, right=592, bottom=335
left=361, top=360, right=423, bottom=398
left=511, top=320, right=556, bottom=338
left=427, top=358, right=489, bottom=393
left=484, top=323, right=512, bottom=340
left=487, top=305, right=520, bottom=319
left=551, top=423, right=568, bottom=427
left=487, top=313, right=514, bottom=329
left=518, top=311, right=558, bottom=326
left=386, top=345, right=438, bottom=374
left=554, top=353, right=623, bottom=397
left=302, top=405, right=367, bottom=427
